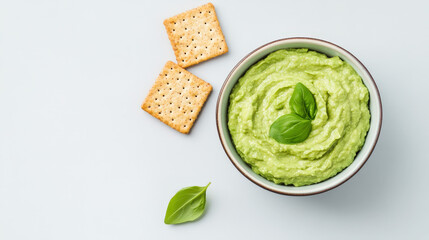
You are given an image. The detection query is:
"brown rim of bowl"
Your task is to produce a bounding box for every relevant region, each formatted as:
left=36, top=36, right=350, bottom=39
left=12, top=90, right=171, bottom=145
left=216, top=37, right=383, bottom=196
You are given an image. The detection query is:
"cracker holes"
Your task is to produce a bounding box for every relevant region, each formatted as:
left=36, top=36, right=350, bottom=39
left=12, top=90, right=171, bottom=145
left=192, top=38, right=194, bottom=41
left=172, top=118, right=175, bottom=121
left=210, top=29, right=212, bottom=32
left=167, top=82, right=170, bottom=85
left=189, top=119, right=192, bottom=121
left=193, top=16, right=195, bottom=18
left=209, top=11, right=211, bottom=13
left=157, top=89, right=160, bottom=92
left=148, top=106, right=151, bottom=108
left=169, top=110, right=172, bottom=113
left=184, top=125, right=187, bottom=128
left=164, top=73, right=167, bottom=76
left=185, top=96, right=188, bottom=100
left=197, top=85, right=200, bottom=88
left=169, top=102, right=172, bottom=105
left=204, top=22, right=207, bottom=24
left=187, top=78, right=190, bottom=82
left=191, top=110, right=194, bottom=113
left=158, top=111, right=162, bottom=114
left=169, top=88, right=172, bottom=91
left=182, top=19, right=185, bottom=21
left=185, top=27, right=188, bottom=30
left=155, top=98, right=158, bottom=100
left=170, top=67, right=173, bottom=70
left=200, top=11, right=202, bottom=14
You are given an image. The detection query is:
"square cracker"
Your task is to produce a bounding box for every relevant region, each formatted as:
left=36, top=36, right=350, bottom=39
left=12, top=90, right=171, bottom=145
left=141, top=61, right=212, bottom=134
left=163, top=3, right=228, bottom=68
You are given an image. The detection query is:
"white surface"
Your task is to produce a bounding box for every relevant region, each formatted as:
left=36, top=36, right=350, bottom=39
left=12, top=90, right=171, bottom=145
left=0, top=0, right=428, bottom=239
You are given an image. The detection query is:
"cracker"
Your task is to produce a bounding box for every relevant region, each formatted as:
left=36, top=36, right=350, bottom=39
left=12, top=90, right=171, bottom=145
left=141, top=61, right=212, bottom=134
left=163, top=3, right=228, bottom=68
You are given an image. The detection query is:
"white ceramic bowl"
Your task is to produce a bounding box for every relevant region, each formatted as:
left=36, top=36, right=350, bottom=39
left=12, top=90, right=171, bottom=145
left=216, top=37, right=382, bottom=196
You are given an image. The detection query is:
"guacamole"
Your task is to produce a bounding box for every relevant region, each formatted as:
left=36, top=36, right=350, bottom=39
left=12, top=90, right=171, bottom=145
left=228, top=49, right=370, bottom=186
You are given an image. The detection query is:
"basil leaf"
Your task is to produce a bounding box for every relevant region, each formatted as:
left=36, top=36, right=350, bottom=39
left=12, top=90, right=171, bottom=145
left=269, top=113, right=312, bottom=144
left=289, top=82, right=317, bottom=120
left=164, top=182, right=210, bottom=225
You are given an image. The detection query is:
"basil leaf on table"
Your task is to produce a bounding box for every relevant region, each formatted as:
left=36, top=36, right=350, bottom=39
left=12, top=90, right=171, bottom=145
left=164, top=182, right=211, bottom=225
left=269, top=113, right=312, bottom=144
left=289, top=82, right=317, bottom=120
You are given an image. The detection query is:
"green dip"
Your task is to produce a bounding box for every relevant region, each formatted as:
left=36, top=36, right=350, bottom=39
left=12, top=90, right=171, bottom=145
left=228, top=49, right=370, bottom=186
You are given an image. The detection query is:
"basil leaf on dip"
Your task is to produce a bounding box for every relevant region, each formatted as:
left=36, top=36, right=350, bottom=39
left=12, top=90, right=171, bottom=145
left=270, top=83, right=316, bottom=144
left=290, top=82, right=317, bottom=120
left=164, top=183, right=210, bottom=225
left=269, top=113, right=312, bottom=144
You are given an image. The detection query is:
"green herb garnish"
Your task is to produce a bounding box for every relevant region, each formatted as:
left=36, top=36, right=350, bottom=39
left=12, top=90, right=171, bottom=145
left=269, top=113, right=312, bottom=144
left=269, top=83, right=317, bottom=144
left=290, top=82, right=317, bottom=120
left=164, top=182, right=211, bottom=225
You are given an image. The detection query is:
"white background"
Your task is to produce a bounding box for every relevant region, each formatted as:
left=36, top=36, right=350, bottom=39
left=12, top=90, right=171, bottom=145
left=1, top=0, right=428, bottom=239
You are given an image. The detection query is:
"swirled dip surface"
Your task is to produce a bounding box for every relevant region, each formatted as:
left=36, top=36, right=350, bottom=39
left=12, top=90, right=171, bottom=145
left=228, top=49, right=370, bottom=186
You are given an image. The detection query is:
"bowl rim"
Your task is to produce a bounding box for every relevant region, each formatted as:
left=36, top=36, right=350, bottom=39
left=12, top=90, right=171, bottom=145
left=215, top=37, right=383, bottom=196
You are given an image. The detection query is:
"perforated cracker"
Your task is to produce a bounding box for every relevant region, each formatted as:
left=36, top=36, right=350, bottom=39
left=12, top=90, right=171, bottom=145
left=163, top=3, right=228, bottom=68
left=141, top=61, right=212, bottom=134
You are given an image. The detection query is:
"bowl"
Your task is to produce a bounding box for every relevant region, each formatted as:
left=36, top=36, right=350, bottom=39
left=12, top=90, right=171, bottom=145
left=216, top=37, right=382, bottom=196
